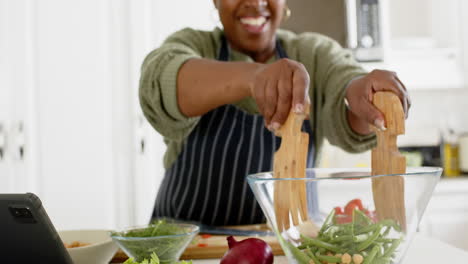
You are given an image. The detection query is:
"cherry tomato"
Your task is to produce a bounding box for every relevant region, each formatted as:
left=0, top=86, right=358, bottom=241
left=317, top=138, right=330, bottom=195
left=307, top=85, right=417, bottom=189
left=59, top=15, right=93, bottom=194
left=335, top=214, right=353, bottom=224
left=346, top=199, right=364, bottom=211
left=334, top=207, right=344, bottom=215
left=344, top=203, right=360, bottom=216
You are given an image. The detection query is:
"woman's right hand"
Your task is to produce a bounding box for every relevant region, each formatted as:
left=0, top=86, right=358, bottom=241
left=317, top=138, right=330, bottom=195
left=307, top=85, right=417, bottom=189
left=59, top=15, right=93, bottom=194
left=249, top=58, right=310, bottom=132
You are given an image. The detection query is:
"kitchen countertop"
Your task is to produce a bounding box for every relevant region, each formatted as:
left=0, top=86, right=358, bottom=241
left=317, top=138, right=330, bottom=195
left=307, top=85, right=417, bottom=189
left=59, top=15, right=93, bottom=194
left=191, top=234, right=468, bottom=263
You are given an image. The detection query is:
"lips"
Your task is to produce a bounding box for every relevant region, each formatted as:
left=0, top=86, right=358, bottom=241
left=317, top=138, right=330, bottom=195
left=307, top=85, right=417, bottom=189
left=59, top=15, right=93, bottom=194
left=239, top=16, right=269, bottom=34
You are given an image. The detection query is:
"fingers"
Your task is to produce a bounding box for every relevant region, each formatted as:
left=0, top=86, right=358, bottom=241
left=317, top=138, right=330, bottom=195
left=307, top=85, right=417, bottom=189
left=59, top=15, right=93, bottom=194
left=252, top=59, right=310, bottom=131
left=253, top=76, right=266, bottom=118
left=357, top=95, right=386, bottom=130
left=370, top=70, right=411, bottom=118
left=292, top=64, right=310, bottom=113
left=346, top=70, right=412, bottom=133
left=270, top=72, right=292, bottom=128
left=395, top=75, right=412, bottom=118
left=263, top=78, right=278, bottom=126
left=386, top=78, right=408, bottom=116
left=269, top=61, right=309, bottom=129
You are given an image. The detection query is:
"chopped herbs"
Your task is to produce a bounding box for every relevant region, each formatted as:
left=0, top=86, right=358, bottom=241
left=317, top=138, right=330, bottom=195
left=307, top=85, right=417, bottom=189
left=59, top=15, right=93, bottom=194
left=112, top=220, right=197, bottom=264
left=123, top=252, right=192, bottom=264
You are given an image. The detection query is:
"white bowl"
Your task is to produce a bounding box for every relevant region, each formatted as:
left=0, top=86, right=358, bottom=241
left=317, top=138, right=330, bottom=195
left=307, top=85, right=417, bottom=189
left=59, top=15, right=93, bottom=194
left=59, top=229, right=118, bottom=264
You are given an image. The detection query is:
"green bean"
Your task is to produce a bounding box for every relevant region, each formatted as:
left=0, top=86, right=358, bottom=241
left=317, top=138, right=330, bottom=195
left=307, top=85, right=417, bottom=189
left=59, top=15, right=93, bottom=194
left=316, top=253, right=342, bottom=263
left=297, top=209, right=403, bottom=264
left=354, top=209, right=373, bottom=225
left=381, top=226, right=392, bottom=237
left=362, top=245, right=380, bottom=264
left=375, top=243, right=384, bottom=257
left=357, top=225, right=382, bottom=251
left=305, top=248, right=322, bottom=264
left=320, top=209, right=336, bottom=234
left=339, top=241, right=355, bottom=251
left=376, top=238, right=395, bottom=243
left=301, top=235, right=341, bottom=252
left=330, top=235, right=353, bottom=242
left=382, top=237, right=403, bottom=258
left=356, top=223, right=382, bottom=234
left=297, top=244, right=308, bottom=250
left=286, top=242, right=310, bottom=264
left=354, top=233, right=371, bottom=242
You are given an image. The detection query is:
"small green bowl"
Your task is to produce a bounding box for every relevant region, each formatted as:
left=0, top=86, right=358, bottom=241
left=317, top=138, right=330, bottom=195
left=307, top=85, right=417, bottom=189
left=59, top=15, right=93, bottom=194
left=111, top=223, right=199, bottom=263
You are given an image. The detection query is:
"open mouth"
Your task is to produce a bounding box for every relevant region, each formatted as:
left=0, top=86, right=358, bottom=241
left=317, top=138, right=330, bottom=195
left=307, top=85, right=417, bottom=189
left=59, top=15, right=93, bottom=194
left=239, top=16, right=269, bottom=34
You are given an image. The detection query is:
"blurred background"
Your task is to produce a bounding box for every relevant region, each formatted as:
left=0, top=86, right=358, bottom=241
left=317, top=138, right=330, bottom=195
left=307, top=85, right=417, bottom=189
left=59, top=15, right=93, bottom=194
left=1, top=0, right=467, bottom=251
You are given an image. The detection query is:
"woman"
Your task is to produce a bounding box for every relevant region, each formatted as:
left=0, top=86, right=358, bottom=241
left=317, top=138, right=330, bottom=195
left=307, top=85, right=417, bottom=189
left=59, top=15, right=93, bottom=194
left=139, top=0, right=410, bottom=226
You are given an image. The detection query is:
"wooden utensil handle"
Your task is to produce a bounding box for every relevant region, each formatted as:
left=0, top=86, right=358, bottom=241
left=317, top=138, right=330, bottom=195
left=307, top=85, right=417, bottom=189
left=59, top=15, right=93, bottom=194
left=275, top=102, right=310, bottom=138
left=371, top=92, right=406, bottom=175
left=371, top=91, right=407, bottom=231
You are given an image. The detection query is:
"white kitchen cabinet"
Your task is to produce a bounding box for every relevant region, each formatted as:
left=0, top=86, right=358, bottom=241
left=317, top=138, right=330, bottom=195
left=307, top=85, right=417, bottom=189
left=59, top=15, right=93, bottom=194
left=0, top=0, right=11, bottom=192
left=0, top=0, right=39, bottom=195
left=362, top=0, right=467, bottom=90
left=1, top=0, right=218, bottom=231
left=1, top=0, right=135, bottom=230
left=419, top=178, right=468, bottom=251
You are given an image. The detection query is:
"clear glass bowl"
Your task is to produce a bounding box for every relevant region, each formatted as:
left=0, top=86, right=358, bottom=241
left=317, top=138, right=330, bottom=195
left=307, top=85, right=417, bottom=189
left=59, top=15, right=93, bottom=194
left=247, top=167, right=442, bottom=264
left=110, top=223, right=199, bottom=263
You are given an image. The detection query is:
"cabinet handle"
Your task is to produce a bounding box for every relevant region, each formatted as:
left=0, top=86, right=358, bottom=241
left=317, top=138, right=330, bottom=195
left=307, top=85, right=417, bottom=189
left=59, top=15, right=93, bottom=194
left=12, top=122, right=25, bottom=161
left=137, top=115, right=146, bottom=155
left=0, top=123, right=5, bottom=161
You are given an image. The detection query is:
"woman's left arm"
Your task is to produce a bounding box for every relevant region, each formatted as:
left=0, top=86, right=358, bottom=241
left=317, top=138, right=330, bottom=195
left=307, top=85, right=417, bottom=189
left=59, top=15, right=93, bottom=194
left=307, top=33, right=410, bottom=153
left=345, top=70, right=411, bottom=135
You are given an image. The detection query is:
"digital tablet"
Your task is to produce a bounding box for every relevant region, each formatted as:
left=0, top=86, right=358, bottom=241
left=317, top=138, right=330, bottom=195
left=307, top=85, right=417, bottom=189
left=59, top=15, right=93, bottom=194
left=0, top=193, right=73, bottom=263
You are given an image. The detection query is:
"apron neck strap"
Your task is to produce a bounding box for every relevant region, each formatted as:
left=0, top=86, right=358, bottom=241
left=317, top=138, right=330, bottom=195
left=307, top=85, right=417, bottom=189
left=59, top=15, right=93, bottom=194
left=218, top=34, right=288, bottom=62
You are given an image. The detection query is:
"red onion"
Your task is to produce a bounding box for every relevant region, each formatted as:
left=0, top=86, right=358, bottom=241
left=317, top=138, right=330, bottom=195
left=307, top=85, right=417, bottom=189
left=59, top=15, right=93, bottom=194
left=220, top=236, right=274, bottom=264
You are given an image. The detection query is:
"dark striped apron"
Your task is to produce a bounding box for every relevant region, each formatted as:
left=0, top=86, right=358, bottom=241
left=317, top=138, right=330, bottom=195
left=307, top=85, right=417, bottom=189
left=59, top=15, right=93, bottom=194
left=152, top=35, right=316, bottom=226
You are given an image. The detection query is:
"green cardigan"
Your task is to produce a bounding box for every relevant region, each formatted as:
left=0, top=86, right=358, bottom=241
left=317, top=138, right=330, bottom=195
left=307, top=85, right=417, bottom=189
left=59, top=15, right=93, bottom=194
left=139, top=27, right=376, bottom=169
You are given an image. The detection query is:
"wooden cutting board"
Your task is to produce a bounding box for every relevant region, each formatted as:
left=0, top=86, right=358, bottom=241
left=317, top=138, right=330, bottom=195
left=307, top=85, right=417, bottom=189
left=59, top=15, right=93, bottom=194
left=180, top=233, right=283, bottom=259
left=110, top=225, right=284, bottom=262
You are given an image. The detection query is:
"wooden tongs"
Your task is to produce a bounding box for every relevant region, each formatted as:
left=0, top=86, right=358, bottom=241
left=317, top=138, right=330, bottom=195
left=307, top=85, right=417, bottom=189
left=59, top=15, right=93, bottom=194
left=371, top=92, right=407, bottom=231
left=273, top=105, right=309, bottom=232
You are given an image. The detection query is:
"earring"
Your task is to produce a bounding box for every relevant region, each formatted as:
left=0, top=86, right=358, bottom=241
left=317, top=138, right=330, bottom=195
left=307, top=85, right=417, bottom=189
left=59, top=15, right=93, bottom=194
left=283, top=6, right=291, bottom=21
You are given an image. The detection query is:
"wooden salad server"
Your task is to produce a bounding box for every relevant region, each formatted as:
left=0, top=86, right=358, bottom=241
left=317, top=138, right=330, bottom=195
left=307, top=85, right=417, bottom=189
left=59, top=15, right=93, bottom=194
left=273, top=105, right=310, bottom=232
left=371, top=92, right=407, bottom=231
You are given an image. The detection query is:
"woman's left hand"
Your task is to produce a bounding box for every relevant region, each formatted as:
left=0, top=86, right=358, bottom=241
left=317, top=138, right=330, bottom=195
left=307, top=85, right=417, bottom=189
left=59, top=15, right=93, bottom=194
left=345, top=69, right=411, bottom=135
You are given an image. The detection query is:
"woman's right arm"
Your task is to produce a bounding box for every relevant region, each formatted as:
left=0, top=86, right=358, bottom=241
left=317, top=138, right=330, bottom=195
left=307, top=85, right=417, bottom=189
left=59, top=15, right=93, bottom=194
left=176, top=59, right=258, bottom=117
left=178, top=57, right=310, bottom=131
left=139, top=29, right=217, bottom=141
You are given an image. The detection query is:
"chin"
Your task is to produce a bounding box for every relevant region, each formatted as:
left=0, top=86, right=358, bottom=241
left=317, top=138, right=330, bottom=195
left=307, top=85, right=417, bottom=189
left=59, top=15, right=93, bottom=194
left=241, top=37, right=275, bottom=54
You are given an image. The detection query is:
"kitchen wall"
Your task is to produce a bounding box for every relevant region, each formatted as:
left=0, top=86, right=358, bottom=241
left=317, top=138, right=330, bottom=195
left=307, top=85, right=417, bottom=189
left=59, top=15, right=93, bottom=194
left=408, top=89, right=468, bottom=134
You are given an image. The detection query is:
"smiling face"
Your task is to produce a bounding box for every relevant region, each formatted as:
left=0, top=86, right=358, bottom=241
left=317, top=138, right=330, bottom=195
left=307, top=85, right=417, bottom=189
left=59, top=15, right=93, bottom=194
left=213, top=0, right=286, bottom=62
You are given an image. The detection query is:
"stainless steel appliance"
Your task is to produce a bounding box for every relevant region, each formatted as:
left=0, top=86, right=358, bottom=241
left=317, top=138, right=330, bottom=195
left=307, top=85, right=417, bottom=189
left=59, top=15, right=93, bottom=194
left=281, top=0, right=387, bottom=62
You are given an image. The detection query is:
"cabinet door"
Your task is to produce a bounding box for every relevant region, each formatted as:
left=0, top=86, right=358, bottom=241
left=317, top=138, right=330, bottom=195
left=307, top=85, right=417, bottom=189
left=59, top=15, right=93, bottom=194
left=0, top=0, right=34, bottom=193
left=11, top=0, right=134, bottom=230
left=420, top=212, right=468, bottom=251
left=0, top=0, right=12, bottom=192
left=419, top=181, right=468, bottom=251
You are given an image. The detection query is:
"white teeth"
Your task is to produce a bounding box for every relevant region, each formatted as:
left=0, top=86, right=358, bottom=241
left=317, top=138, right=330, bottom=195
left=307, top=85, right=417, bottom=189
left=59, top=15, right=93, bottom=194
left=240, top=17, right=266, bottom=26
